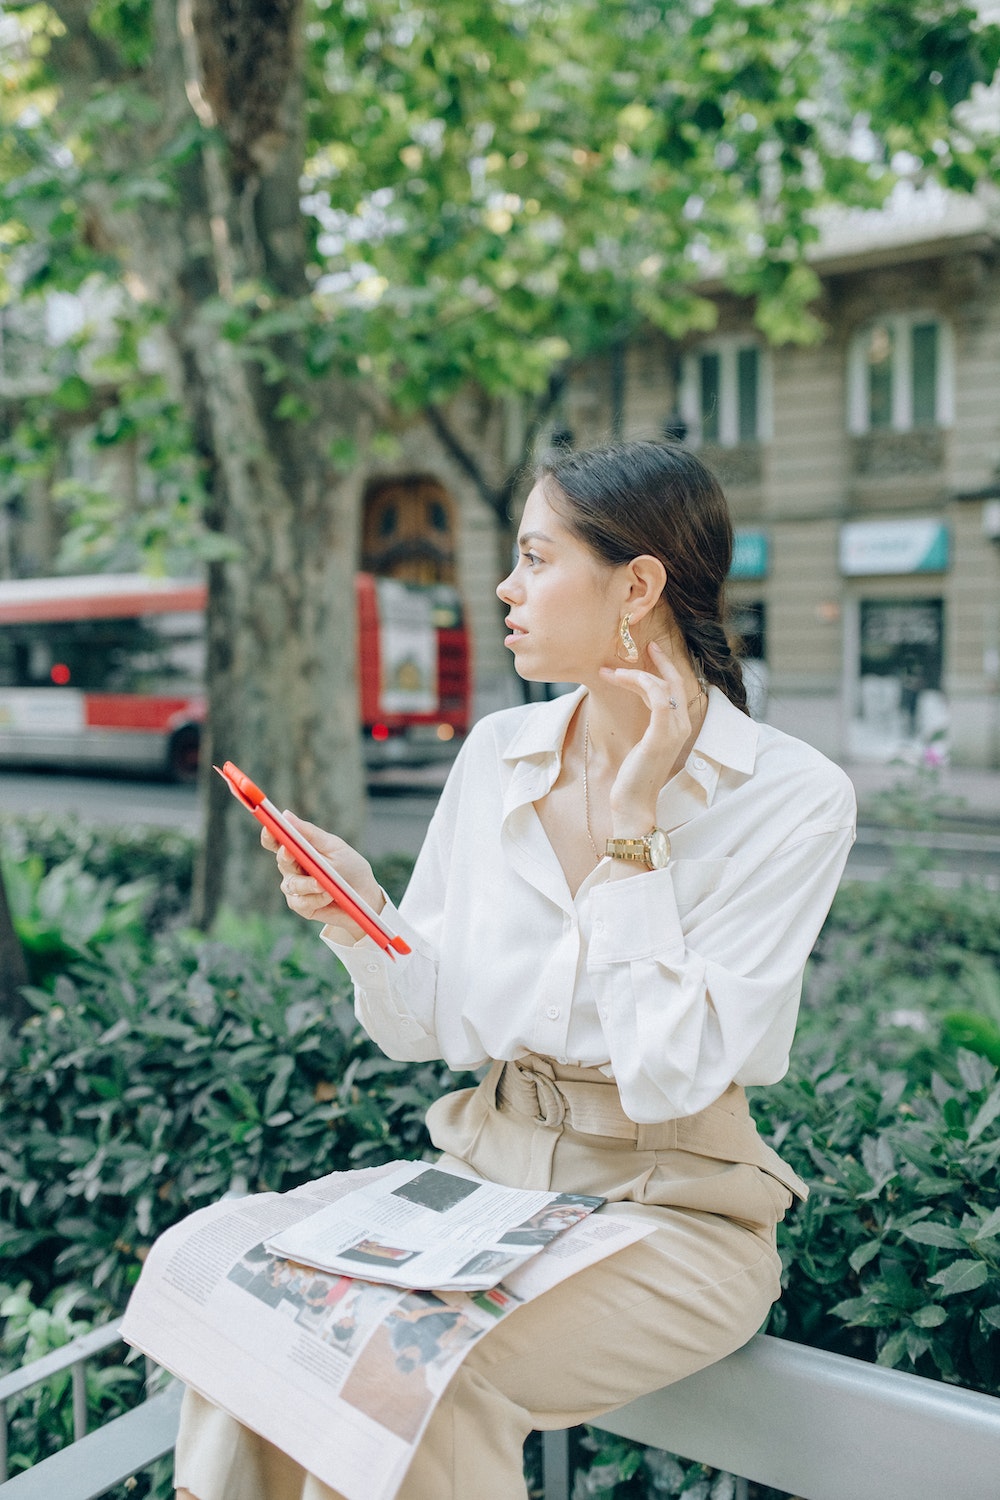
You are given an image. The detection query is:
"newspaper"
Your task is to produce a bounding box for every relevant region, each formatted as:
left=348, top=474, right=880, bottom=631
left=121, top=1162, right=656, bottom=1500
left=264, top=1160, right=606, bottom=1290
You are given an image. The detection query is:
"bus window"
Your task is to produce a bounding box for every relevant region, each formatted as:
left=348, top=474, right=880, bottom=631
left=0, top=573, right=469, bottom=778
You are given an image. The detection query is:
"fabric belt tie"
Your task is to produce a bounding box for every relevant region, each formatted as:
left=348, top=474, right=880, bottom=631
left=489, top=1056, right=808, bottom=1205
left=494, top=1057, right=684, bottom=1150
left=432, top=1055, right=808, bottom=1201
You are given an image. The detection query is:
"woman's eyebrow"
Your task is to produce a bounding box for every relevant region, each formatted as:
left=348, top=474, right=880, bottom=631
left=518, top=530, right=554, bottom=547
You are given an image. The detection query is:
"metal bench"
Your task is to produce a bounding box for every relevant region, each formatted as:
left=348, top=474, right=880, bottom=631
left=0, top=1319, right=181, bottom=1500
left=3, top=1326, right=1000, bottom=1499
left=542, top=1332, right=1000, bottom=1500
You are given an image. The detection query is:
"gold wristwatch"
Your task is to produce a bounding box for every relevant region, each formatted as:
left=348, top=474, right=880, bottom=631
left=605, top=828, right=671, bottom=871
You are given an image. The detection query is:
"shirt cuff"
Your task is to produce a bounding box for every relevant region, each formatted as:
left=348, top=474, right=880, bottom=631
left=318, top=895, right=415, bottom=976
left=587, top=866, right=685, bottom=966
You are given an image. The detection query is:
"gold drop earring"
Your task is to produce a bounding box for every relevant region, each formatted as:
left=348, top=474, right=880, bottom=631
left=618, top=614, right=639, bottom=663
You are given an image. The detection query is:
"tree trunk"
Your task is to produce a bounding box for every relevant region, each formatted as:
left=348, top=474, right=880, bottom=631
left=47, top=0, right=371, bottom=922
left=0, top=854, right=30, bottom=1033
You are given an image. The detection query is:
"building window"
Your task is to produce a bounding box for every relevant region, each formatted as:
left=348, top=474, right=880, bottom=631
left=848, top=316, right=953, bottom=435
left=681, top=340, right=771, bottom=448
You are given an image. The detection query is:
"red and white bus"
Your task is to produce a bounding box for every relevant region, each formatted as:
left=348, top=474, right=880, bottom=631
left=0, top=573, right=471, bottom=781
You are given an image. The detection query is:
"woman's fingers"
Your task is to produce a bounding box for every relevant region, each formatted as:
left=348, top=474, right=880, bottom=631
left=259, top=810, right=384, bottom=927
left=280, top=870, right=332, bottom=918
left=611, top=639, right=689, bottom=696
left=599, top=643, right=702, bottom=825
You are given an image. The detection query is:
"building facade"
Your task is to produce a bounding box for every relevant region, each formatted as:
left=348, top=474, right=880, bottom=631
left=554, top=206, right=1000, bottom=769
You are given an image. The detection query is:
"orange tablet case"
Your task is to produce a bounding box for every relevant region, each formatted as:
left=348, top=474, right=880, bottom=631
left=216, top=761, right=410, bottom=959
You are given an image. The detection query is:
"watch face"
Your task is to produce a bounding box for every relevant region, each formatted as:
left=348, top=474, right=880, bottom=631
left=647, top=829, right=671, bottom=869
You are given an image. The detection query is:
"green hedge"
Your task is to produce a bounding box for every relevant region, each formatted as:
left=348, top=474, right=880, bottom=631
left=758, top=858, right=1000, bottom=1390
left=0, top=819, right=460, bottom=1489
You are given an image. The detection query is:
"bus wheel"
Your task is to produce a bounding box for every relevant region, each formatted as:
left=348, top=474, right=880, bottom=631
left=167, top=725, right=200, bottom=783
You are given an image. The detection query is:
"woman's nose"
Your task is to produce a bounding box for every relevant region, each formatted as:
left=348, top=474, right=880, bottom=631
left=496, top=572, right=517, bottom=604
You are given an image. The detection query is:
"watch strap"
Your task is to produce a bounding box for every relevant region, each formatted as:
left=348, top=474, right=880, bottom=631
left=605, top=828, right=671, bottom=871
left=604, top=836, right=650, bottom=864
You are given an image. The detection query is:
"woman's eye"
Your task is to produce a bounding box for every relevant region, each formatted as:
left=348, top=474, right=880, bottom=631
left=522, top=551, right=541, bottom=567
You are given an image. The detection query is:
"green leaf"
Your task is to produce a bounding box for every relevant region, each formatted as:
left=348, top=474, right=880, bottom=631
left=927, top=1259, right=990, bottom=1296
left=273, top=392, right=316, bottom=424
left=876, top=1329, right=909, bottom=1368
left=971, top=1206, right=1000, bottom=1244
left=328, top=437, right=359, bottom=470
left=966, top=1084, right=1000, bottom=1144
left=902, top=1222, right=965, bottom=1250
left=911, top=1304, right=947, bottom=1329
left=860, top=1132, right=896, bottom=1191
left=848, top=1240, right=882, bottom=1273
left=52, top=375, right=93, bottom=412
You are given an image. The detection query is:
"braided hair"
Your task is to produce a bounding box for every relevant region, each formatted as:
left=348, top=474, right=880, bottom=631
left=539, top=439, right=749, bottom=715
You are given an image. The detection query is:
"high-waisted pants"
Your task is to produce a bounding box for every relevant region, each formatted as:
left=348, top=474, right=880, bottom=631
left=174, top=1056, right=805, bottom=1500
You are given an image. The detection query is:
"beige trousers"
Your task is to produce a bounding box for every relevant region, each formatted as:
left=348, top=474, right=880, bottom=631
left=175, top=1058, right=803, bottom=1500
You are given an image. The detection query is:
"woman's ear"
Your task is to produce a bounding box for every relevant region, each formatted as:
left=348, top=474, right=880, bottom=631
left=622, top=554, right=667, bottom=622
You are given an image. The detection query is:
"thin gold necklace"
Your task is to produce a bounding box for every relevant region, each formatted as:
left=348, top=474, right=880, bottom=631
left=583, top=686, right=707, bottom=863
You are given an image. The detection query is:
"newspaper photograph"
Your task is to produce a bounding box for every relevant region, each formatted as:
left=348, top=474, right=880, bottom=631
left=264, top=1160, right=606, bottom=1290
left=121, top=1162, right=656, bottom=1500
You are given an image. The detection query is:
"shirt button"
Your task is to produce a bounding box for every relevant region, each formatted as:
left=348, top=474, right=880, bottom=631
left=593, top=919, right=604, bottom=934
left=546, top=1007, right=559, bottom=1020
left=600, top=1007, right=609, bottom=1021
left=366, top=962, right=379, bottom=973
left=692, top=756, right=707, bottom=771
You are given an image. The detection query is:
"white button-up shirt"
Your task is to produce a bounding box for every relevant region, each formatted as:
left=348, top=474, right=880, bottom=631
left=323, top=686, right=856, bottom=1123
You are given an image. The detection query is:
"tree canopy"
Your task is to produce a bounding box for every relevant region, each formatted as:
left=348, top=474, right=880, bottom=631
left=0, top=0, right=997, bottom=918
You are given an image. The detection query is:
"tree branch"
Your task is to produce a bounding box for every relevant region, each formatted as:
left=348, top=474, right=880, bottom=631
left=424, top=403, right=505, bottom=517
left=427, top=368, right=571, bottom=525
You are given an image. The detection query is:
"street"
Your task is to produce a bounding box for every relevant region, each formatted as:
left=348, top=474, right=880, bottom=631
left=3, top=768, right=1000, bottom=886
left=0, top=767, right=440, bottom=860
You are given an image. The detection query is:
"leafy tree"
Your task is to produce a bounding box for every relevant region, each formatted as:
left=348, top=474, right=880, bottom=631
left=0, top=0, right=997, bottom=918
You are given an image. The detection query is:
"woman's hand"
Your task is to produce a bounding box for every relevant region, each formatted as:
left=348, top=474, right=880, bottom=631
left=599, top=640, right=697, bottom=833
left=262, top=814, right=386, bottom=939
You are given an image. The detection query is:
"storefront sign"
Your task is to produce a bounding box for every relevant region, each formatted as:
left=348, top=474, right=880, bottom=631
left=730, top=530, right=768, bottom=579
left=839, top=519, right=949, bottom=576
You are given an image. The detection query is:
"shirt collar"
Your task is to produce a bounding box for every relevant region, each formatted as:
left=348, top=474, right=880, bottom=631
left=501, top=685, right=587, bottom=765
left=672, top=687, right=758, bottom=809
left=499, top=688, right=587, bottom=911
left=501, top=684, right=756, bottom=773
left=694, top=686, right=758, bottom=775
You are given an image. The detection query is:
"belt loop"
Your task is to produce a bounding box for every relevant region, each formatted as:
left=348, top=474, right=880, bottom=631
left=636, top=1119, right=679, bottom=1151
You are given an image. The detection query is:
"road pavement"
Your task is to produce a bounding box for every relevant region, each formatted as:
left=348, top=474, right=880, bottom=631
left=3, top=761, right=1000, bottom=881
left=0, top=767, right=440, bottom=858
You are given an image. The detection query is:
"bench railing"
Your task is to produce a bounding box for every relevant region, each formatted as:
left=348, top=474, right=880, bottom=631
left=0, top=1319, right=181, bottom=1500
left=0, top=1320, right=129, bottom=1484
left=3, top=1326, right=1000, bottom=1499
left=543, top=1332, right=1000, bottom=1500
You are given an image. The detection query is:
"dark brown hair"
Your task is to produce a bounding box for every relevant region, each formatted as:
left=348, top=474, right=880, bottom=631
left=539, top=439, right=748, bottom=714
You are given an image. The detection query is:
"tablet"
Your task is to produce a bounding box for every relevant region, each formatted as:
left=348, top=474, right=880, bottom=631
left=215, top=761, right=411, bottom=959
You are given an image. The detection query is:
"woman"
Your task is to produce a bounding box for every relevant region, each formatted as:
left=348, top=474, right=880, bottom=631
left=175, top=439, right=855, bottom=1500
